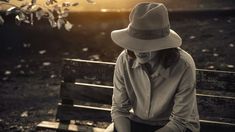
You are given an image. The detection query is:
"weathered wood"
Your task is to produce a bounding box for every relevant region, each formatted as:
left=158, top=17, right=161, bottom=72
left=196, top=89, right=235, bottom=98
left=196, top=69, right=235, bottom=92
left=57, top=104, right=111, bottom=122
left=56, top=98, right=74, bottom=123
left=197, top=94, right=235, bottom=123
left=56, top=104, right=235, bottom=132
left=63, top=59, right=115, bottom=84
left=37, top=59, right=235, bottom=131
left=59, top=82, right=235, bottom=123
left=200, top=120, right=235, bottom=132
left=62, top=59, right=235, bottom=92
left=36, top=121, right=105, bottom=132
left=60, top=82, right=113, bottom=105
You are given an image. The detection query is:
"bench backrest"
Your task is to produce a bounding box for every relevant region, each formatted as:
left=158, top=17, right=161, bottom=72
left=56, top=58, right=235, bottom=129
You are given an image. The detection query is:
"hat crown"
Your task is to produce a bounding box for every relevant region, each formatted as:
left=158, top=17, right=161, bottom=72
left=129, top=3, right=170, bottom=30
left=110, top=2, right=182, bottom=52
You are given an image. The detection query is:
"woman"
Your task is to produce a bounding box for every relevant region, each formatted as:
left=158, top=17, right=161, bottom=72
left=105, top=2, right=200, bottom=132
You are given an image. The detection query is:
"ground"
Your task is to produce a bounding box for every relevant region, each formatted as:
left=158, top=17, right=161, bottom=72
left=0, top=11, right=235, bottom=131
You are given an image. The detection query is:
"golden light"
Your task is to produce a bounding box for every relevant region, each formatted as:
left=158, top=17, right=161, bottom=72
left=2, top=0, right=204, bottom=12
left=100, top=8, right=108, bottom=12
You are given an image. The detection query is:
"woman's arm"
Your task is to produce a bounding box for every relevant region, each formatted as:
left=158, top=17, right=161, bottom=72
left=156, top=64, right=200, bottom=132
left=111, top=52, right=132, bottom=132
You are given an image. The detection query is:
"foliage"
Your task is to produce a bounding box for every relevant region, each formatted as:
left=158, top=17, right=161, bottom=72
left=0, top=0, right=95, bottom=31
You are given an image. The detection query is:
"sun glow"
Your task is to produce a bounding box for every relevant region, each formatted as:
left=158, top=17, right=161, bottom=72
left=100, top=8, right=108, bottom=12
left=3, top=0, right=166, bottom=12
left=2, top=0, right=206, bottom=12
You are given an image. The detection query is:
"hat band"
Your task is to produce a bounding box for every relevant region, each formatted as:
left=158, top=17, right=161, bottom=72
left=128, top=25, right=170, bottom=40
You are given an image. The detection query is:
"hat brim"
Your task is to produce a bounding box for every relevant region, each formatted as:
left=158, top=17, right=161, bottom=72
left=111, top=28, right=182, bottom=52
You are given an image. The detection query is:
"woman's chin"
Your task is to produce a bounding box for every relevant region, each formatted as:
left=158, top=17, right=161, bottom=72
left=137, top=59, right=150, bottom=64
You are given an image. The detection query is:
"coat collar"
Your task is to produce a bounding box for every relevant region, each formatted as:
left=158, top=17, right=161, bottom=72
left=129, top=55, right=170, bottom=79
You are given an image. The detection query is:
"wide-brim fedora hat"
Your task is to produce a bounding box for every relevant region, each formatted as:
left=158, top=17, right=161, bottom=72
left=111, top=2, right=182, bottom=52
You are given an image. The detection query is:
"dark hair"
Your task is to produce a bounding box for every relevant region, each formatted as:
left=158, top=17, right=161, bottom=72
left=158, top=48, right=180, bottom=69
left=127, top=48, right=180, bottom=69
left=127, top=50, right=136, bottom=59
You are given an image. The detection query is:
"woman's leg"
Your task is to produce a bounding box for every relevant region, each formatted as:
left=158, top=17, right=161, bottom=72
left=110, top=120, right=192, bottom=132
left=113, top=120, right=162, bottom=132
left=130, top=120, right=162, bottom=132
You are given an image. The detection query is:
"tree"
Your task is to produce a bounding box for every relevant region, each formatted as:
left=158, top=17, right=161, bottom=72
left=0, top=0, right=95, bottom=31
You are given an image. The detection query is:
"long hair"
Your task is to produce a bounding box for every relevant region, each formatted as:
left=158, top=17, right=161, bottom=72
left=127, top=48, right=180, bottom=69
left=158, top=48, right=180, bottom=69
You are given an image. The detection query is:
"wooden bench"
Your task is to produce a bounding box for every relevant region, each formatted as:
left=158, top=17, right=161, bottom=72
left=37, top=58, right=235, bottom=132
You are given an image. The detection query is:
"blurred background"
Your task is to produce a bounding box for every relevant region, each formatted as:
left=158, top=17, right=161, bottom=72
left=5, top=0, right=235, bottom=11
left=0, top=0, right=235, bottom=131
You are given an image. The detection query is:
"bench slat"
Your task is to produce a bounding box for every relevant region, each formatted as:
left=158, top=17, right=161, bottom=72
left=56, top=104, right=235, bottom=132
left=60, top=82, right=113, bottom=105
left=63, top=59, right=235, bottom=92
left=200, top=120, right=235, bottom=132
left=59, top=82, right=235, bottom=123
left=57, top=104, right=111, bottom=122
left=197, top=95, right=235, bottom=122
left=36, top=121, right=105, bottom=132
left=196, top=70, right=235, bottom=92
left=63, top=59, right=115, bottom=83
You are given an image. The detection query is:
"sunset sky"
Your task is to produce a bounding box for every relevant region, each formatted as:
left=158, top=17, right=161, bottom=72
left=3, top=0, right=234, bottom=12
left=6, top=0, right=206, bottom=12
left=69, top=0, right=166, bottom=12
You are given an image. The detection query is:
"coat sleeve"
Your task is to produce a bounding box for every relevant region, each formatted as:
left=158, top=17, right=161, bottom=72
left=159, top=63, right=200, bottom=132
left=111, top=52, right=132, bottom=121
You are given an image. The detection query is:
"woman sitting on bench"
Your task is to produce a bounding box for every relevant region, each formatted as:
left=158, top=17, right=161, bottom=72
left=105, top=2, right=200, bottom=132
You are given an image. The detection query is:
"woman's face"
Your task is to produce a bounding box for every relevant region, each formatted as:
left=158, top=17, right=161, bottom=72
left=134, top=51, right=158, bottom=64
